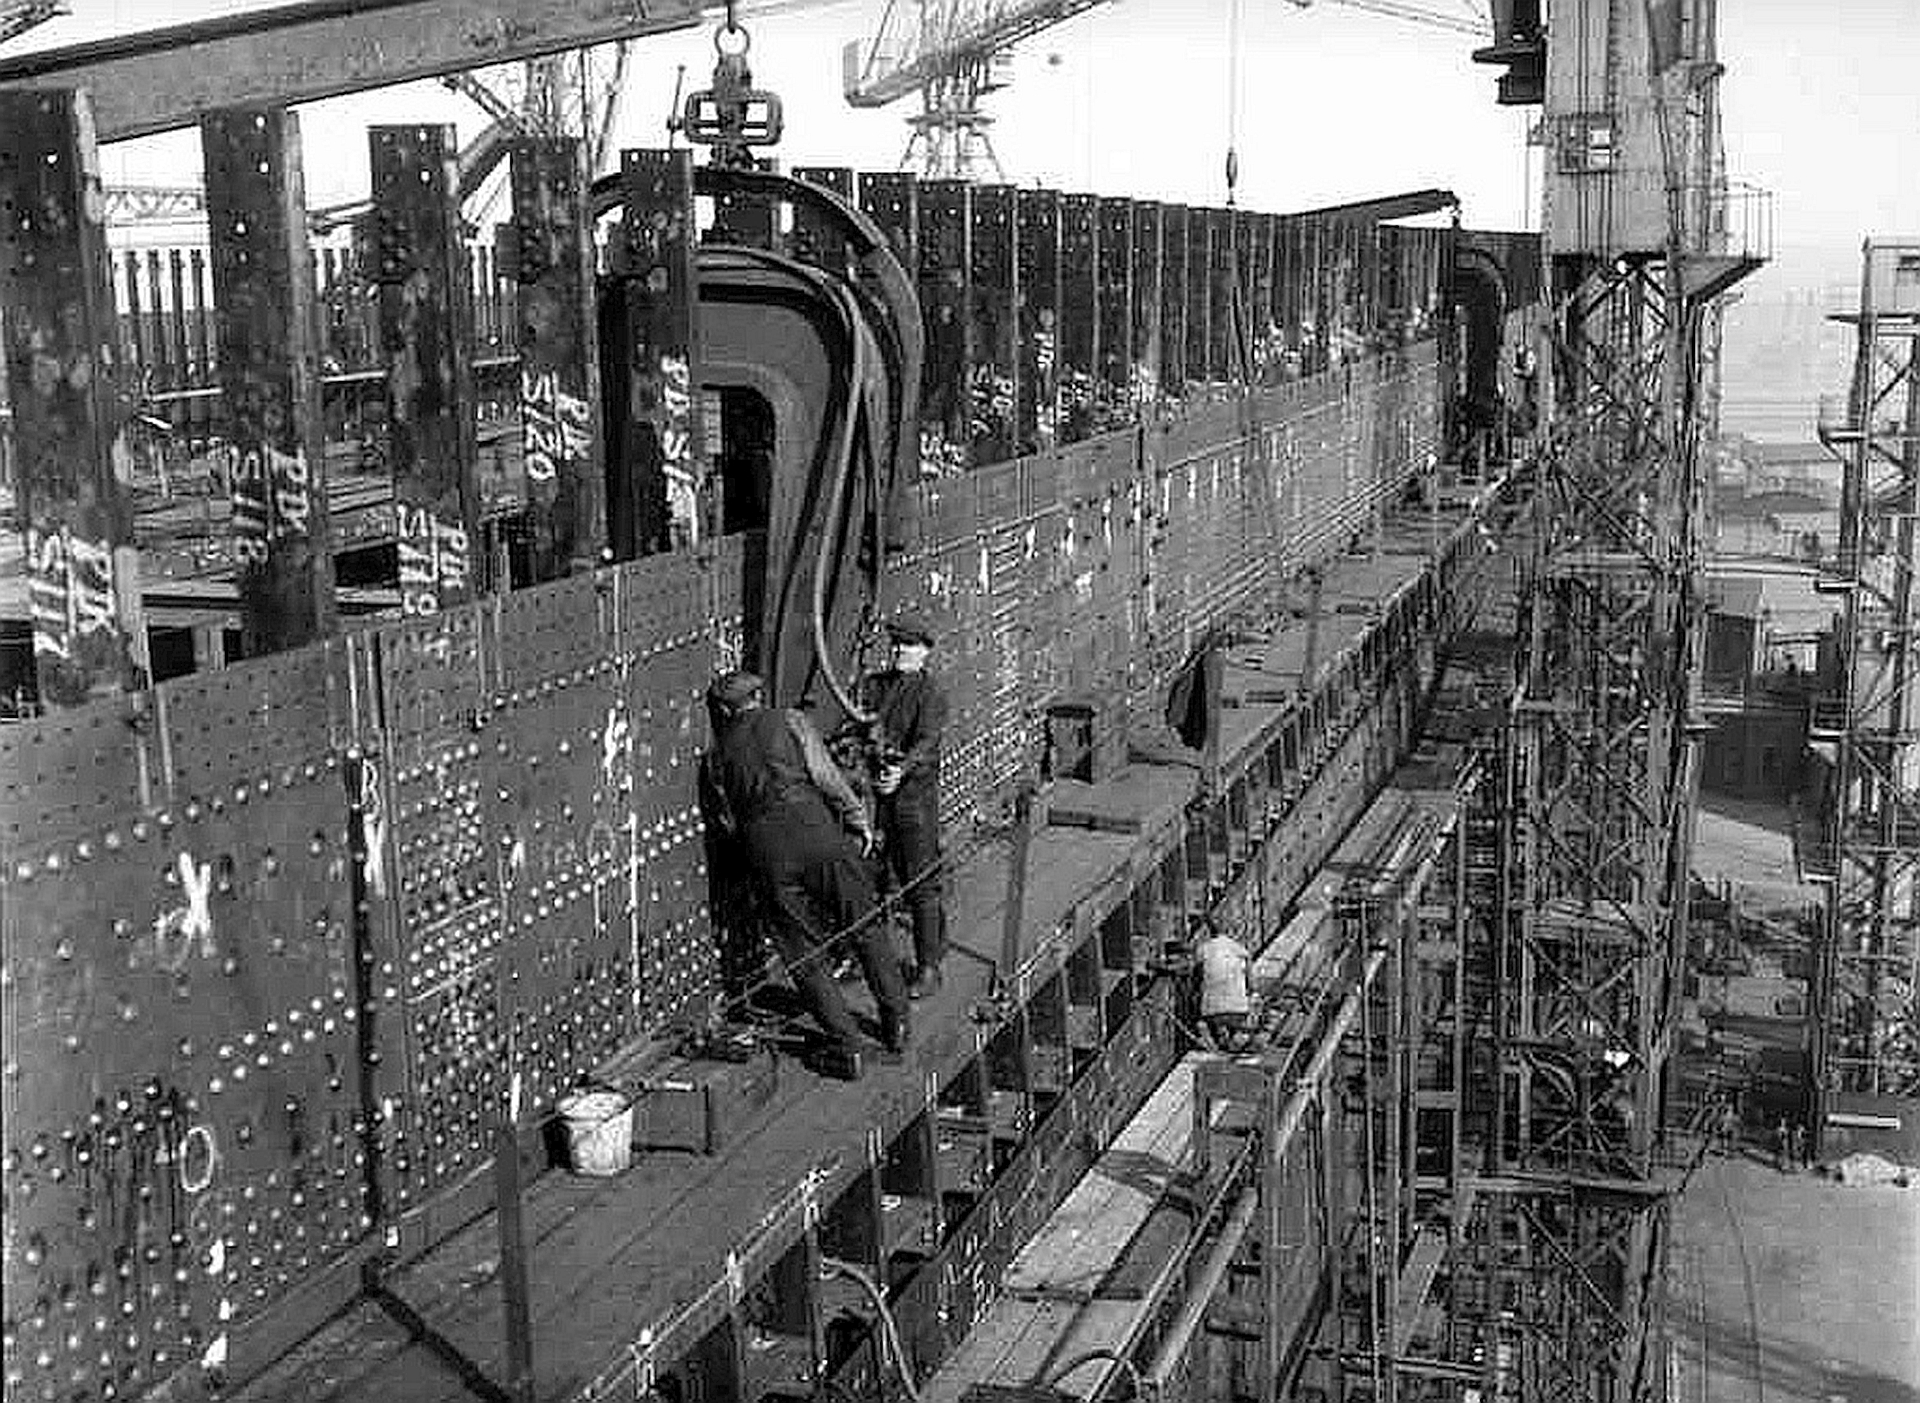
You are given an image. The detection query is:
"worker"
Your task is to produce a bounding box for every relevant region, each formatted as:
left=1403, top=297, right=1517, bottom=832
left=1714, top=1096, right=1741, bottom=1154
left=859, top=614, right=949, bottom=1000
left=701, top=670, right=909, bottom=1078
left=1195, top=918, right=1253, bottom=1053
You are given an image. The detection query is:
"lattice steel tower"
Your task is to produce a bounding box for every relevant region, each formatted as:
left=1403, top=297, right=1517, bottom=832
left=1470, top=0, right=1766, bottom=1398
left=1809, top=242, right=1920, bottom=1133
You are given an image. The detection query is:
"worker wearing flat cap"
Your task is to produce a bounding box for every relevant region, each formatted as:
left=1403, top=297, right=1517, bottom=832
left=701, top=669, right=909, bottom=1076
left=859, top=613, right=950, bottom=1000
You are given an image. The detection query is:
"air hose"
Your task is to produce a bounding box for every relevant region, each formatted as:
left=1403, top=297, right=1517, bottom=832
left=808, top=276, right=883, bottom=725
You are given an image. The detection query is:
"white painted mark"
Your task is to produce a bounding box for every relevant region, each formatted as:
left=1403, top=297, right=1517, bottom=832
left=601, top=706, right=632, bottom=787
left=359, top=759, right=387, bottom=898
left=180, top=1123, right=220, bottom=1195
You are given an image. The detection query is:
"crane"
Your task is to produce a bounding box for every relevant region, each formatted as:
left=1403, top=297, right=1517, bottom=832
left=0, top=1, right=64, bottom=48
left=844, top=0, right=1115, bottom=180
left=845, top=0, right=1487, bottom=181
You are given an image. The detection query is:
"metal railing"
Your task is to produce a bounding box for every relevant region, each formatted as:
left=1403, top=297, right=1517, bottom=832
left=1694, top=179, right=1774, bottom=263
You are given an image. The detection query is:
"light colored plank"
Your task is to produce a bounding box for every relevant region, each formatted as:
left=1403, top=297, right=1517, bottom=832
left=1002, top=1058, right=1202, bottom=1294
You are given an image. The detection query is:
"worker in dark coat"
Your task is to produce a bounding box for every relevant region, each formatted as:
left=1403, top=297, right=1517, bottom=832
left=702, top=670, right=909, bottom=1076
left=860, top=614, right=950, bottom=999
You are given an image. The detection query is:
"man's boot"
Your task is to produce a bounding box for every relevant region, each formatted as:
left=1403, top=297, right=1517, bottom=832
left=878, top=1009, right=911, bottom=1061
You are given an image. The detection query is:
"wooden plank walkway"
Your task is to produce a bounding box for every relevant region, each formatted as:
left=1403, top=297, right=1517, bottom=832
left=222, top=490, right=1488, bottom=1403
left=919, top=584, right=1460, bottom=1403
left=229, top=770, right=1193, bottom=1403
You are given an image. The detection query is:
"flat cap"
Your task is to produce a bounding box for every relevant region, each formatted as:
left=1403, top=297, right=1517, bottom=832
left=706, top=669, right=765, bottom=709
left=885, top=613, right=935, bottom=646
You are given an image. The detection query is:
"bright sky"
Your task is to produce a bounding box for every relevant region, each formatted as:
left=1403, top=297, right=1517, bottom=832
left=9, top=0, right=1918, bottom=294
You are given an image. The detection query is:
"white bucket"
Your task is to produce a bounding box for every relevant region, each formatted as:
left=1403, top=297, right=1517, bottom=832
left=557, top=1089, right=634, bottom=1177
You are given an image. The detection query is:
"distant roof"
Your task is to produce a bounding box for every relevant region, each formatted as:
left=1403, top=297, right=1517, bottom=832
left=1709, top=578, right=1765, bottom=618
left=1745, top=441, right=1828, bottom=466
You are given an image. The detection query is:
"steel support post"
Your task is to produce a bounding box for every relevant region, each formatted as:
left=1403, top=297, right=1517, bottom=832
left=1059, top=194, right=1099, bottom=446
left=858, top=171, right=919, bottom=282
left=607, top=148, right=702, bottom=559
left=918, top=180, right=971, bottom=478
left=711, top=157, right=778, bottom=250
left=1095, top=197, right=1134, bottom=431
left=1131, top=202, right=1164, bottom=414
left=791, top=165, right=855, bottom=276
left=371, top=124, right=480, bottom=611
left=509, top=135, right=605, bottom=580
left=200, top=107, right=336, bottom=655
left=1, top=89, right=146, bottom=706
left=1209, top=209, right=1236, bottom=385
left=1254, top=212, right=1280, bottom=383
left=1014, top=189, right=1062, bottom=457
left=968, top=184, right=1018, bottom=468
left=1160, top=205, right=1189, bottom=401
left=1186, top=207, right=1212, bottom=387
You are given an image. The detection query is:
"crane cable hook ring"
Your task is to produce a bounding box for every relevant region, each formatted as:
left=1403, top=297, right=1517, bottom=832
left=717, top=0, right=749, bottom=55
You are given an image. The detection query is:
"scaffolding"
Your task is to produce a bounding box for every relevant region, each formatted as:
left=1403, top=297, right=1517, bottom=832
left=1810, top=241, right=1920, bottom=1125
left=1461, top=0, right=1766, bottom=1398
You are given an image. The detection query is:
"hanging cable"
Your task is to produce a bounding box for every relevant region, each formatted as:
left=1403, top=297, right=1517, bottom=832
left=1224, top=0, right=1244, bottom=206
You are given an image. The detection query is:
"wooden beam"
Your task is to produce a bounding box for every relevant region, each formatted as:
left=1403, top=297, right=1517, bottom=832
left=201, top=105, right=337, bottom=654
left=0, top=89, right=146, bottom=706
left=371, top=123, right=480, bottom=613
left=0, top=0, right=707, bottom=144
left=508, top=135, right=604, bottom=580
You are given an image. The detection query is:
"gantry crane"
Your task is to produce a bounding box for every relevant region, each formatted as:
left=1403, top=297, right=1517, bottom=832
left=845, top=0, right=1487, bottom=181
left=0, top=1, right=64, bottom=48
left=843, top=0, right=1116, bottom=180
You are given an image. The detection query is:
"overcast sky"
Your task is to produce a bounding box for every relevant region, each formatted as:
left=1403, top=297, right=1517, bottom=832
left=10, top=0, right=1917, bottom=294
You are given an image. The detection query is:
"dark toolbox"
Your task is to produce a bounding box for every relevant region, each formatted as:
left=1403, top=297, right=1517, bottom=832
left=629, top=1035, right=782, bottom=1155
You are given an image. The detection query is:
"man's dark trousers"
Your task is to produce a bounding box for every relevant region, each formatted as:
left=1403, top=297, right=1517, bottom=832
left=745, top=818, right=906, bottom=1048
left=879, top=780, right=945, bottom=973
